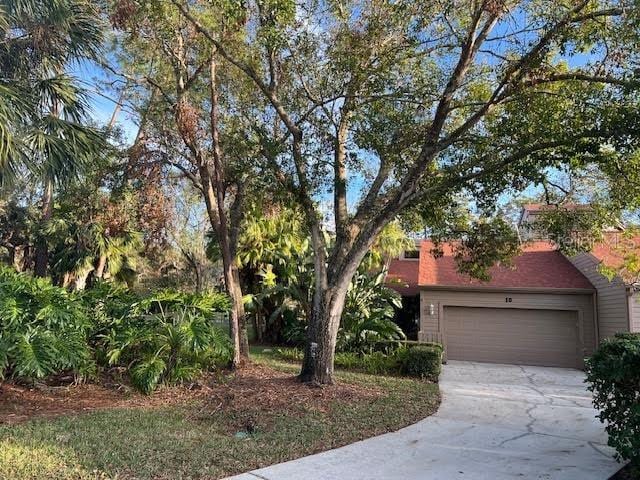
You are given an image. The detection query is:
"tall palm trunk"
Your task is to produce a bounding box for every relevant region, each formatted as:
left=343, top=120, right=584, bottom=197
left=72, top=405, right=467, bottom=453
left=34, top=177, right=53, bottom=277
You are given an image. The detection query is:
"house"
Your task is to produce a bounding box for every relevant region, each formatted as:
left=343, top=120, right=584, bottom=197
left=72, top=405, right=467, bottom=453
left=386, top=205, right=640, bottom=369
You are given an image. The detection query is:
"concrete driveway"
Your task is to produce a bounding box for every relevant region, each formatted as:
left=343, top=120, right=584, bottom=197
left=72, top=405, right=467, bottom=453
left=227, top=361, right=622, bottom=480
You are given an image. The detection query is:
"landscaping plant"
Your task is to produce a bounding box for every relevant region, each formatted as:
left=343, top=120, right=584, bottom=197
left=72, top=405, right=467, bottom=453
left=0, top=267, right=93, bottom=381
left=275, top=343, right=443, bottom=380
left=103, top=306, right=232, bottom=394
left=586, top=333, right=640, bottom=469
left=338, top=270, right=406, bottom=354
left=90, top=286, right=232, bottom=394
left=399, top=345, right=443, bottom=381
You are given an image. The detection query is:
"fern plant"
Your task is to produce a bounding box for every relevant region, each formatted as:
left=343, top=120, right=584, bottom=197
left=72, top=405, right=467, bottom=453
left=0, top=266, right=93, bottom=381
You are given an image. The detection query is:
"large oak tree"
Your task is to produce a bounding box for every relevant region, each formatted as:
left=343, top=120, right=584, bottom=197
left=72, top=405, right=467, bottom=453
left=154, top=0, right=640, bottom=384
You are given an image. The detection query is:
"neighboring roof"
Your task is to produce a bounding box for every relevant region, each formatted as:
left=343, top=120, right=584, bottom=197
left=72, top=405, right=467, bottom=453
left=518, top=203, right=593, bottom=226
left=386, top=258, right=420, bottom=296
left=419, top=240, right=594, bottom=291
left=519, top=203, right=624, bottom=232
left=588, top=232, right=640, bottom=285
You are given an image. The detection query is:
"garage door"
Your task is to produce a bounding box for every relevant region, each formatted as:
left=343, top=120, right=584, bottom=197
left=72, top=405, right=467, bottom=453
left=444, top=307, right=579, bottom=368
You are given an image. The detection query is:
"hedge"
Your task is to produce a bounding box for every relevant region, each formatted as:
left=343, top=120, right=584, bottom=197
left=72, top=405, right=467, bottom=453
left=585, top=332, right=640, bottom=467
left=275, top=342, right=443, bottom=380
left=399, top=345, right=442, bottom=381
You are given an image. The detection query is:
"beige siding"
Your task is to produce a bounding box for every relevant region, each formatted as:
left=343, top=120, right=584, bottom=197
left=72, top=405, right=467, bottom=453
left=630, top=293, right=640, bottom=333
left=419, top=289, right=596, bottom=364
left=570, top=253, right=629, bottom=338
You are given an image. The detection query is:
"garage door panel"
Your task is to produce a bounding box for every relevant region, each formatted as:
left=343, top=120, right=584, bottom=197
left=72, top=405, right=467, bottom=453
left=445, top=307, right=578, bottom=368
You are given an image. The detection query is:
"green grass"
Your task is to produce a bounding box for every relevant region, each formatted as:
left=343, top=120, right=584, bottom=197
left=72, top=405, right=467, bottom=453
left=0, top=347, right=440, bottom=480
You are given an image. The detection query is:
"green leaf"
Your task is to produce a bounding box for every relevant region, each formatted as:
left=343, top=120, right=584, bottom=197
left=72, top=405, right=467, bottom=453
left=131, top=356, right=166, bottom=395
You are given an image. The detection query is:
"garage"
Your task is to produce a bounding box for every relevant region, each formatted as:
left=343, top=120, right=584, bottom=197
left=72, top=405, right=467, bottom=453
left=413, top=241, right=597, bottom=368
left=444, top=306, right=580, bottom=368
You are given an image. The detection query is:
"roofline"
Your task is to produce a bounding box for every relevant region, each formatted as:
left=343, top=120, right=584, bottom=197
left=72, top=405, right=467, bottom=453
left=419, top=285, right=595, bottom=294
left=573, top=251, right=637, bottom=287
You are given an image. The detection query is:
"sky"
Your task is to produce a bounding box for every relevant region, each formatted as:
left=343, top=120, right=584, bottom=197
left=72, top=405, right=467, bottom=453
left=72, top=60, right=139, bottom=143
left=74, top=4, right=603, bottom=233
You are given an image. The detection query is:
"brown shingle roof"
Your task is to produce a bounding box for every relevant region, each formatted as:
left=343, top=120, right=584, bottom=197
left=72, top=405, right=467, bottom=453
left=386, top=258, right=420, bottom=296
left=418, top=240, right=594, bottom=290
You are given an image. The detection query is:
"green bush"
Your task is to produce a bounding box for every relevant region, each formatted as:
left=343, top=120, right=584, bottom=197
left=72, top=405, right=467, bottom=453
left=275, top=347, right=304, bottom=362
left=586, top=333, right=640, bottom=466
left=275, top=343, right=442, bottom=379
left=399, top=345, right=443, bottom=381
left=90, top=287, right=232, bottom=394
left=131, top=289, right=231, bottom=317
left=337, top=271, right=406, bottom=353
left=103, top=307, right=232, bottom=394
left=335, top=350, right=402, bottom=375
left=0, top=267, right=93, bottom=381
left=0, top=268, right=233, bottom=393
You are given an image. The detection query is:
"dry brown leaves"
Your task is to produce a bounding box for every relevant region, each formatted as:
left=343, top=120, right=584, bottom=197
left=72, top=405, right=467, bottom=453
left=204, top=363, right=381, bottom=415
left=0, top=363, right=382, bottom=426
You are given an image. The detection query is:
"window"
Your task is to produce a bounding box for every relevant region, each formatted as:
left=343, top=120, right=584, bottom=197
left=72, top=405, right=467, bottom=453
left=403, top=250, right=420, bottom=259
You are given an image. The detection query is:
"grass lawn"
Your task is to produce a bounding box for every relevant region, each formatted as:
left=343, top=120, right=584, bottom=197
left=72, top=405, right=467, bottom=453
left=0, top=346, right=440, bottom=480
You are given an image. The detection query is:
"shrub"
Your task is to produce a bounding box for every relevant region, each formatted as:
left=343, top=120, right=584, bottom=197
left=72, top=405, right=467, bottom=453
left=586, top=333, right=640, bottom=467
left=275, top=347, right=304, bottom=362
left=0, top=267, right=93, bottom=381
left=88, top=287, right=233, bottom=394
left=399, top=345, right=443, bottom=381
left=81, top=281, right=140, bottom=323
left=131, top=289, right=231, bottom=317
left=275, top=343, right=443, bottom=379
left=103, top=307, right=232, bottom=394
left=337, top=271, right=406, bottom=353
left=337, top=350, right=403, bottom=375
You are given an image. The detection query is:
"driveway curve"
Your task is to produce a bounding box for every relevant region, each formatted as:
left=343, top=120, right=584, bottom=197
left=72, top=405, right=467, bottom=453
left=227, top=361, right=622, bottom=480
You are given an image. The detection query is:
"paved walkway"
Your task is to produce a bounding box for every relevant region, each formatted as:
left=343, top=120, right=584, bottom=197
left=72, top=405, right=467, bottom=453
left=226, top=361, right=622, bottom=480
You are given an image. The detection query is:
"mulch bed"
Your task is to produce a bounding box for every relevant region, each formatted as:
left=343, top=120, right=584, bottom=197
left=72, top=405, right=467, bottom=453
left=0, top=381, right=194, bottom=425
left=0, top=363, right=382, bottom=426
left=199, top=363, right=382, bottom=432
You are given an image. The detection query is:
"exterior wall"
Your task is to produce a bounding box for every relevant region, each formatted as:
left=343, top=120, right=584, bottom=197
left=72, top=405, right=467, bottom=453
left=419, top=289, right=597, bottom=361
left=630, top=292, right=640, bottom=333
left=570, top=252, right=630, bottom=338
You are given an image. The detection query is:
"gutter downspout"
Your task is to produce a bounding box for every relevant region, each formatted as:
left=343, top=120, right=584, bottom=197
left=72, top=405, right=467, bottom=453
left=626, top=286, right=634, bottom=333
left=592, top=292, right=600, bottom=346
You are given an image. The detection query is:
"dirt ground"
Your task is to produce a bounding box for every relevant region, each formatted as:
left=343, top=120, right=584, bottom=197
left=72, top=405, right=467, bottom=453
left=0, top=363, right=381, bottom=425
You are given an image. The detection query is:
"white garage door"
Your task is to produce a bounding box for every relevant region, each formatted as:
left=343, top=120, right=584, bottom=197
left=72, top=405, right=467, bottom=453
left=445, top=306, right=579, bottom=368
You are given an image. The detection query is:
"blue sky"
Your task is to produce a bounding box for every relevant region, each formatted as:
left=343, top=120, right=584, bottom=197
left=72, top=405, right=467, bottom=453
left=76, top=5, right=598, bottom=227
left=72, top=60, right=139, bottom=143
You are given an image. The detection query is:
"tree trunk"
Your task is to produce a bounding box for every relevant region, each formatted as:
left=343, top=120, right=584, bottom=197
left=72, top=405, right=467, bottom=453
left=74, top=268, right=93, bottom=291
left=299, top=235, right=378, bottom=385
left=299, top=286, right=348, bottom=385
left=206, top=55, right=249, bottom=363
left=254, top=311, right=263, bottom=343
left=62, top=271, right=73, bottom=288
left=34, top=178, right=53, bottom=277
left=200, top=172, right=249, bottom=366
left=194, top=262, right=203, bottom=292
left=95, top=254, right=107, bottom=279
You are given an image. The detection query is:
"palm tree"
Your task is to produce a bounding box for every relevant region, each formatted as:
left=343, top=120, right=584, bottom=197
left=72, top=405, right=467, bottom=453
left=0, top=0, right=105, bottom=276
